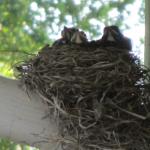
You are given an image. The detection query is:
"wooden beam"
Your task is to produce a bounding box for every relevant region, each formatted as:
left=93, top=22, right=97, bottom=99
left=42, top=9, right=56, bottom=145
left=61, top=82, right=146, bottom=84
left=0, top=76, right=61, bottom=150
left=145, top=0, right=150, bottom=67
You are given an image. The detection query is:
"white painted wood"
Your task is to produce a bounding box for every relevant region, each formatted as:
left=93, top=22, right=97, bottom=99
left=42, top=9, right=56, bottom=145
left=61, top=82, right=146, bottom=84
left=0, top=75, right=61, bottom=150
left=145, top=0, right=150, bottom=67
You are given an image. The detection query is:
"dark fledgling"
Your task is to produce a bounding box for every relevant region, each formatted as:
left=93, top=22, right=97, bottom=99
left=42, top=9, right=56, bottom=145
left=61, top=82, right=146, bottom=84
left=53, top=26, right=88, bottom=46
left=71, top=31, right=88, bottom=44
left=52, top=26, right=79, bottom=46
left=97, top=25, right=132, bottom=50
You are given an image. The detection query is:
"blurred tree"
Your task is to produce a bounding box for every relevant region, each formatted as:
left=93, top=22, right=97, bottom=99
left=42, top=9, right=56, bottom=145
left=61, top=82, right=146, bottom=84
left=0, top=0, right=136, bottom=77
left=0, top=139, right=16, bottom=150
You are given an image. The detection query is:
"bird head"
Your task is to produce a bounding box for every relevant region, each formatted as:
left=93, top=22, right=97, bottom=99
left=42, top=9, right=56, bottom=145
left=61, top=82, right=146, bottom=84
left=103, top=25, right=122, bottom=41
left=71, top=31, right=87, bottom=44
left=61, top=26, right=79, bottom=42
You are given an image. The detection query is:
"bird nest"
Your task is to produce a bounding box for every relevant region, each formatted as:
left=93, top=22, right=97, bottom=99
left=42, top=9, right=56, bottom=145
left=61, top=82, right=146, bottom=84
left=16, top=44, right=150, bottom=150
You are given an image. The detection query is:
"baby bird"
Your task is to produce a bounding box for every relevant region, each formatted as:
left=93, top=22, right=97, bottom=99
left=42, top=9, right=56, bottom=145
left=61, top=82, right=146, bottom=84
left=71, top=31, right=88, bottom=44
left=52, top=26, right=79, bottom=46
left=52, top=26, right=88, bottom=46
left=61, top=26, right=79, bottom=43
left=98, top=26, right=132, bottom=50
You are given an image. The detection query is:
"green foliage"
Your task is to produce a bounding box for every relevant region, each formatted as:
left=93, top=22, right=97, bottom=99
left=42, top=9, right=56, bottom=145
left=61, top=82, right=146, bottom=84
left=0, top=139, right=38, bottom=150
left=0, top=139, right=16, bottom=150
left=0, top=0, right=137, bottom=77
left=138, top=0, right=144, bottom=23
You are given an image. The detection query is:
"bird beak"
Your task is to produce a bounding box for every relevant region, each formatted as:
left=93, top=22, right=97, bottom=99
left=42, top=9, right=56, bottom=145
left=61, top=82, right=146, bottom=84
left=104, top=29, right=108, bottom=36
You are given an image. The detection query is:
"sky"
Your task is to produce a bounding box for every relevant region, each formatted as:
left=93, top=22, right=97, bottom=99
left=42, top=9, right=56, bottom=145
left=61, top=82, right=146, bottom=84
left=122, top=0, right=144, bottom=60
